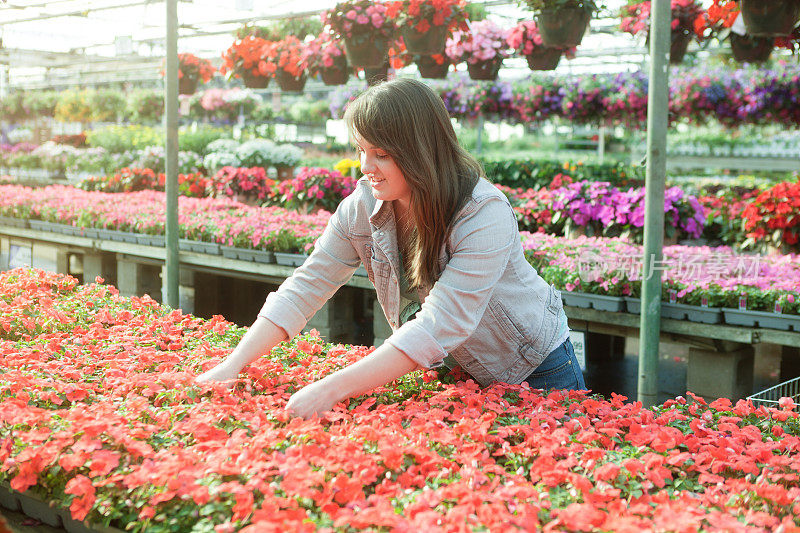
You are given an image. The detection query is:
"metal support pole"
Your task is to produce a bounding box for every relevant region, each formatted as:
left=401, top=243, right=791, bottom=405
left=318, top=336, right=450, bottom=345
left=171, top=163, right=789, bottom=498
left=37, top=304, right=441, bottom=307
left=597, top=125, right=605, bottom=164
left=638, top=0, right=670, bottom=407
left=164, top=0, right=179, bottom=308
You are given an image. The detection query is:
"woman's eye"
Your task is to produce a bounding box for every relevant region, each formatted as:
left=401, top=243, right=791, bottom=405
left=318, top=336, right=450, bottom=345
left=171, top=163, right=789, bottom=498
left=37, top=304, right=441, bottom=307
left=376, top=153, right=389, bottom=159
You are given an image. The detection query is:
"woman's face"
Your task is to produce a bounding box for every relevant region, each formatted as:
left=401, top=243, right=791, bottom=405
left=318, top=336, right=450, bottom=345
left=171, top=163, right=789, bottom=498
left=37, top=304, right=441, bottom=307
left=356, top=135, right=412, bottom=208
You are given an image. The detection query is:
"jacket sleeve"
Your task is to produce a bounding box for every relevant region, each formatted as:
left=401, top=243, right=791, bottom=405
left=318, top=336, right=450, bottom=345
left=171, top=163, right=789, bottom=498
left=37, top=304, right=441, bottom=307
left=384, top=195, right=520, bottom=369
left=257, top=192, right=362, bottom=338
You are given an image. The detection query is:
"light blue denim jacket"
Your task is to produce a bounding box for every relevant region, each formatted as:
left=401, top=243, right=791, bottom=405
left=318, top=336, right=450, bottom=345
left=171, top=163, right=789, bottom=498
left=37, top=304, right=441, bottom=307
left=259, top=177, right=569, bottom=387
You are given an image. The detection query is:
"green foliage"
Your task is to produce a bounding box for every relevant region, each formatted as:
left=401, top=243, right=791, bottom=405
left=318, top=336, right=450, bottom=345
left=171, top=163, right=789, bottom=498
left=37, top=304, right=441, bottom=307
left=179, top=127, right=232, bottom=156
left=55, top=89, right=95, bottom=123
left=125, top=89, right=164, bottom=124
left=519, top=0, right=601, bottom=13
left=86, top=125, right=163, bottom=153
left=478, top=156, right=643, bottom=189
left=88, top=89, right=127, bottom=122
left=0, top=92, right=28, bottom=120
left=287, top=100, right=331, bottom=125
left=22, top=91, right=59, bottom=117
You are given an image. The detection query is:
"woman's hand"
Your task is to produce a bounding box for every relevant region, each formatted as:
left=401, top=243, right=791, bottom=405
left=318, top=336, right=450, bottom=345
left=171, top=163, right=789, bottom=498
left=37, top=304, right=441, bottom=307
left=286, top=380, right=341, bottom=419
left=284, top=344, right=420, bottom=419
left=195, top=362, right=240, bottom=387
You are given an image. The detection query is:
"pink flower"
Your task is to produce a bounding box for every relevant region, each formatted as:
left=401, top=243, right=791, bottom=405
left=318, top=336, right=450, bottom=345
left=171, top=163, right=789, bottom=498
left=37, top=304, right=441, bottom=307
left=345, top=9, right=357, bottom=20
left=356, top=15, right=369, bottom=25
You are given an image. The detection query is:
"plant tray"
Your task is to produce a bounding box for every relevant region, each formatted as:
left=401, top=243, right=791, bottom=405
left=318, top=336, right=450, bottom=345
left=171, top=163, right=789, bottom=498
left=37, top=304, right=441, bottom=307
left=136, top=235, right=166, bottom=247
left=0, top=482, right=20, bottom=511
left=16, top=489, right=62, bottom=528
left=29, top=220, right=63, bottom=233
left=0, top=216, right=28, bottom=229
left=237, top=249, right=274, bottom=263
left=105, top=230, right=139, bottom=244
left=561, top=291, right=625, bottom=312
left=723, top=308, right=800, bottom=331
left=179, top=239, right=221, bottom=255
left=78, top=227, right=100, bottom=239
left=95, top=228, right=117, bottom=241
left=274, top=252, right=309, bottom=267
left=661, top=302, right=723, bottom=324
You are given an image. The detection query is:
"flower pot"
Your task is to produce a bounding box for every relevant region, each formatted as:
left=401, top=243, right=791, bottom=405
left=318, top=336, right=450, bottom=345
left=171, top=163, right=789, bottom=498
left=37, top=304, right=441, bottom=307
left=178, top=77, right=199, bottom=95
left=525, top=47, right=562, bottom=71
left=537, top=7, right=592, bottom=48
left=276, top=165, right=294, bottom=180
left=344, top=36, right=389, bottom=68
left=241, top=70, right=270, bottom=89
left=467, top=57, right=503, bottom=81
left=276, top=71, right=307, bottom=93
left=738, top=0, right=800, bottom=37
left=730, top=33, right=774, bottom=63
left=669, top=30, right=692, bottom=65
left=320, top=67, right=349, bottom=85
left=400, top=24, right=449, bottom=55
left=364, top=64, right=389, bottom=85
left=416, top=56, right=450, bottom=78
left=0, top=482, right=21, bottom=511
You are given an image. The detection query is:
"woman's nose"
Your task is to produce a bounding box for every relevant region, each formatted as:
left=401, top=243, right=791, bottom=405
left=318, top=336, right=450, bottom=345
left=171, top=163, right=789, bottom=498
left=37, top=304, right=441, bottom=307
left=360, top=153, right=375, bottom=174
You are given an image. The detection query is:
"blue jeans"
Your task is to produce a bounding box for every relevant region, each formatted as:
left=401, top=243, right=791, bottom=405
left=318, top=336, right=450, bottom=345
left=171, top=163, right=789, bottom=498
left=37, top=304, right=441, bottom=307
left=524, top=338, right=586, bottom=391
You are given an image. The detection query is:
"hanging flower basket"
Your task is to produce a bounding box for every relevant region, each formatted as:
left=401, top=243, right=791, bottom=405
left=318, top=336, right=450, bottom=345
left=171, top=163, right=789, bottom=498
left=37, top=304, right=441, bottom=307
left=738, top=0, right=800, bottom=37
left=669, top=30, right=692, bottom=64
left=178, top=77, right=199, bottom=95
left=344, top=37, right=390, bottom=68
left=525, top=47, right=562, bottom=70
left=537, top=8, right=592, bottom=48
left=241, top=70, right=270, bottom=89
left=467, top=57, right=503, bottom=81
left=400, top=24, right=449, bottom=55
left=416, top=55, right=450, bottom=78
left=276, top=71, right=307, bottom=92
left=364, top=63, right=389, bottom=85
left=320, top=67, right=350, bottom=85
left=730, top=32, right=774, bottom=63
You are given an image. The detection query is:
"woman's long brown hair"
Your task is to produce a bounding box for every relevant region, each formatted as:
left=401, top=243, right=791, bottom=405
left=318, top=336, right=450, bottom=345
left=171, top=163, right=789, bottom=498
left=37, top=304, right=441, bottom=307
left=344, top=78, right=482, bottom=289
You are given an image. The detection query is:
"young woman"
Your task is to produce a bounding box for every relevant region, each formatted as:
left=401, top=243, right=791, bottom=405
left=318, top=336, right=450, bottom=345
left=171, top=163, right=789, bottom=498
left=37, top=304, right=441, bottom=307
left=196, top=78, right=586, bottom=417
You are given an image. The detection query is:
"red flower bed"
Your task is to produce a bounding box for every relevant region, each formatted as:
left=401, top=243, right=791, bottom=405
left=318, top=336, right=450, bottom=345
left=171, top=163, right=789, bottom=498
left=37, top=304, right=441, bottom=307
left=742, top=179, right=800, bottom=248
left=1, top=269, right=799, bottom=532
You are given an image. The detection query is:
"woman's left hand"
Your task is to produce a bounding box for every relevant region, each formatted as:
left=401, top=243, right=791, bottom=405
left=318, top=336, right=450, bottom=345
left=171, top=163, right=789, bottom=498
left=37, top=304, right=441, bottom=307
left=286, top=380, right=341, bottom=419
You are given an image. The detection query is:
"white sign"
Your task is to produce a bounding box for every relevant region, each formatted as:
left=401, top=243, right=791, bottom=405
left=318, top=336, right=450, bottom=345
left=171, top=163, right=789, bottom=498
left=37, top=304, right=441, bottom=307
left=569, top=330, right=587, bottom=372
left=8, top=244, right=32, bottom=269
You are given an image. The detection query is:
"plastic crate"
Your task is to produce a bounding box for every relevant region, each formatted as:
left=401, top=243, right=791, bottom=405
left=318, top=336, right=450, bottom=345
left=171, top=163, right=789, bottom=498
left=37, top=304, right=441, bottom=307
left=747, top=376, right=800, bottom=408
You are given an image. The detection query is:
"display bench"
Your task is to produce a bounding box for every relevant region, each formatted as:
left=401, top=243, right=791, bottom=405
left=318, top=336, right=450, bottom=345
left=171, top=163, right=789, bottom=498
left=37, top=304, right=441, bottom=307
left=2, top=223, right=799, bottom=402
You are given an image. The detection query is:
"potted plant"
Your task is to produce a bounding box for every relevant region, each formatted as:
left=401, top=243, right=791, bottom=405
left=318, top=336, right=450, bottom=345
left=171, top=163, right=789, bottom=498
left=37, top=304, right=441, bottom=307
left=445, top=19, right=511, bottom=81
left=507, top=20, right=568, bottom=70
left=161, top=53, right=216, bottom=95
left=211, top=166, right=274, bottom=205
left=271, top=143, right=304, bottom=180
left=306, top=32, right=351, bottom=85
left=220, top=36, right=276, bottom=89
left=323, top=1, right=395, bottom=68
left=620, top=0, right=704, bottom=64
left=415, top=53, right=452, bottom=78
left=273, top=36, right=310, bottom=93
left=387, top=0, right=469, bottom=55
left=738, top=0, right=800, bottom=37
left=694, top=2, right=776, bottom=63
left=520, top=0, right=601, bottom=48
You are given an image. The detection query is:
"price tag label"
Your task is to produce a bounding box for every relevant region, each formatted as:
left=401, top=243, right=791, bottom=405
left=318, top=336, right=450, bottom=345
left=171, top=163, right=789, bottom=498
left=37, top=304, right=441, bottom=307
left=569, top=330, right=586, bottom=372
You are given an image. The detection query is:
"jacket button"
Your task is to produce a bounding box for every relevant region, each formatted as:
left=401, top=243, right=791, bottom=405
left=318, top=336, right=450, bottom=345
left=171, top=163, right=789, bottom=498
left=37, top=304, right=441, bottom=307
left=378, top=231, right=384, bottom=236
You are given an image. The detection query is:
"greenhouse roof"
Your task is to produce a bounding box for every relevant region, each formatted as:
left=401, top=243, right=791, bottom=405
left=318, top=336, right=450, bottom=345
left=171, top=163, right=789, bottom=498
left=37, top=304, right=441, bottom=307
left=0, top=0, right=685, bottom=90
